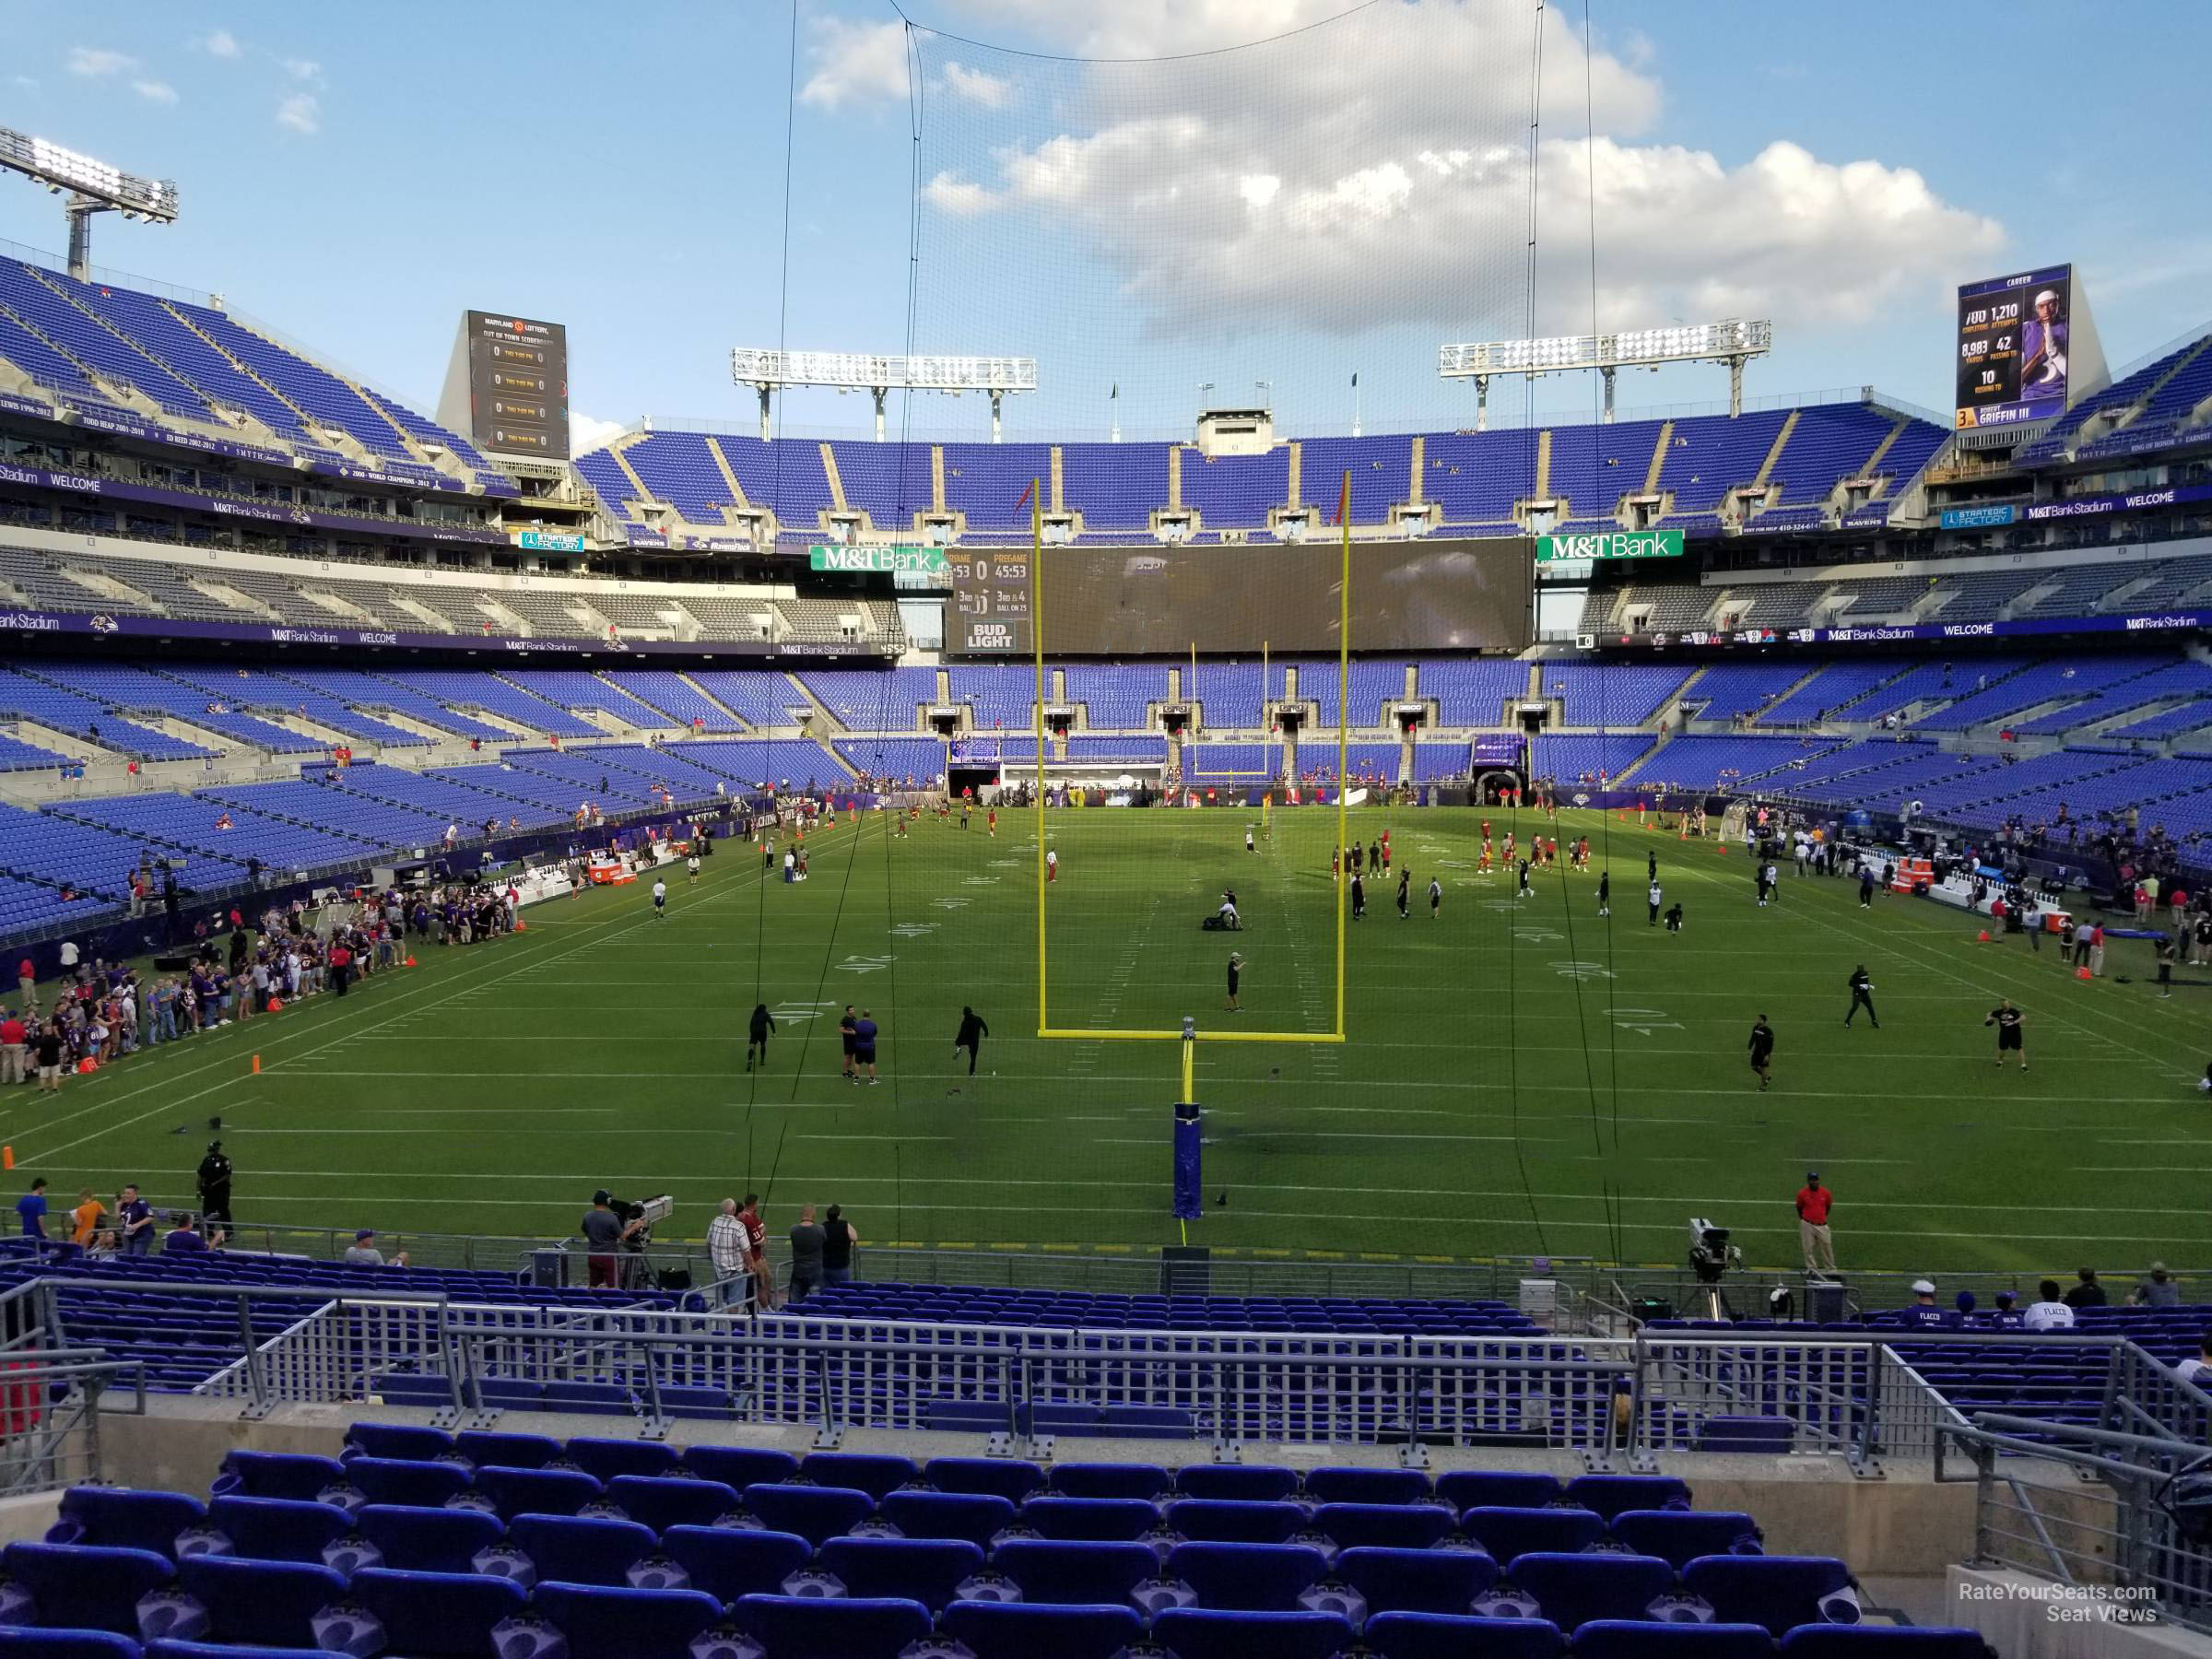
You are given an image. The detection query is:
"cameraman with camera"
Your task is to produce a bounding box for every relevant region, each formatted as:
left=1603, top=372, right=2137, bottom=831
left=581, top=1190, right=641, bottom=1290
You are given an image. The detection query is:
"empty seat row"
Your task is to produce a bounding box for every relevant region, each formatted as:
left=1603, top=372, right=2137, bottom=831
left=0, top=1538, right=1993, bottom=1658
left=336, top=1425, right=1683, bottom=1513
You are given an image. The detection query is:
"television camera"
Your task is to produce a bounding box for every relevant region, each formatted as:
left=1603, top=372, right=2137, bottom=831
left=606, top=1194, right=675, bottom=1244
left=1688, top=1218, right=1744, bottom=1320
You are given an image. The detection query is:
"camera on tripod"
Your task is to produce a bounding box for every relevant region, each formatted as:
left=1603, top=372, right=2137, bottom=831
left=606, top=1194, right=675, bottom=1244
left=1686, top=1218, right=1745, bottom=1324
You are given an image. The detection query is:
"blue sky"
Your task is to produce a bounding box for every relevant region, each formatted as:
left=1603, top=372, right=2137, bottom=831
left=3, top=2, right=2206, bottom=450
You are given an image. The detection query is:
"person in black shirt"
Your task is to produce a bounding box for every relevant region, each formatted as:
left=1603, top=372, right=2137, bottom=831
left=1985, top=999, right=2026, bottom=1069
left=1596, top=870, right=1610, bottom=917
left=820, top=1204, right=857, bottom=1287
left=1349, top=874, right=1365, bottom=921
left=838, top=1006, right=858, bottom=1079
left=1516, top=858, right=1532, bottom=898
left=1664, top=901, right=1684, bottom=934
left=953, top=1006, right=989, bottom=1075
left=195, top=1141, right=233, bottom=1228
left=2062, top=1266, right=2106, bottom=1310
left=1395, top=868, right=1410, bottom=920
left=1647, top=849, right=1657, bottom=882
left=1225, top=953, right=1242, bottom=1013
left=746, top=1003, right=775, bottom=1072
left=1858, top=866, right=1876, bottom=909
left=1747, top=1016, right=1774, bottom=1090
left=1845, top=966, right=1878, bottom=1029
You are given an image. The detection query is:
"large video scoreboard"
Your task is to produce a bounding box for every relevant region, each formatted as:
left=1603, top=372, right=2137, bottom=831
left=947, top=547, right=1032, bottom=653
left=440, top=311, right=570, bottom=458
left=1955, top=265, right=2072, bottom=432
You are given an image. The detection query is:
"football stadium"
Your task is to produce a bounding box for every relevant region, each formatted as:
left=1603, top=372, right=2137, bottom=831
left=0, top=5, right=2203, bottom=1653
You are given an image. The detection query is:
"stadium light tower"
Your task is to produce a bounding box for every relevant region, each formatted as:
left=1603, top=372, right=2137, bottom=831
left=731, top=348, right=1036, bottom=442
left=1439, top=319, right=1772, bottom=428
left=0, top=125, right=178, bottom=279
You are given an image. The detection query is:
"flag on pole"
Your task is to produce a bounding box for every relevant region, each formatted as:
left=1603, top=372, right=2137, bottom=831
left=1111, top=382, right=1118, bottom=399
left=1351, top=371, right=1359, bottom=388
left=1332, top=470, right=1351, bottom=527
left=1015, top=478, right=1035, bottom=512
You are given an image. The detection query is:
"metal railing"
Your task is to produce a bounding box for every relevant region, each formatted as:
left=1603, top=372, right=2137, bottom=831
left=155, top=1228, right=1602, bottom=1307
left=171, top=1279, right=2019, bottom=1466
left=0, top=1350, right=148, bottom=1496
left=1939, top=1415, right=2212, bottom=1633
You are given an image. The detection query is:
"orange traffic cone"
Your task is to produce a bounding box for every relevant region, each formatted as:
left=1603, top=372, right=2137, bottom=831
left=404, top=957, right=417, bottom=968
left=3, top=1147, right=13, bottom=1171
left=266, top=996, right=284, bottom=1013
left=251, top=1054, right=261, bottom=1075
left=1976, top=930, right=1991, bottom=943
left=2075, top=966, right=2091, bottom=980
left=515, top=919, right=527, bottom=932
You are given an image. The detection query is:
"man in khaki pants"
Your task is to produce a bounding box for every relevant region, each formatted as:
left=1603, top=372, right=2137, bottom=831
left=1795, top=1171, right=1837, bottom=1276
left=0, top=1007, right=22, bottom=1087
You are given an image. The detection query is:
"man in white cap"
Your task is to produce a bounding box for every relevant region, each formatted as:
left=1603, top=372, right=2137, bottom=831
left=2022, top=288, right=2068, bottom=391
left=1900, top=1279, right=1952, bottom=1329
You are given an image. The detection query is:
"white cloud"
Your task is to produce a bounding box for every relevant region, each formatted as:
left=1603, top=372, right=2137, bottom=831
left=798, top=17, right=907, bottom=110
left=66, top=47, right=134, bottom=77
left=923, top=171, right=994, bottom=217
left=200, top=29, right=241, bottom=58
left=283, top=57, right=323, bottom=82
left=132, top=79, right=178, bottom=104
left=908, top=3, right=2000, bottom=343
left=570, top=413, right=629, bottom=457
left=276, top=92, right=321, bottom=135
left=940, top=60, right=1010, bottom=109
left=10, top=76, right=36, bottom=92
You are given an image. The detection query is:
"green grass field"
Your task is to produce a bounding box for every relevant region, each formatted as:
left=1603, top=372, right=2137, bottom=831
left=14, top=805, right=2209, bottom=1277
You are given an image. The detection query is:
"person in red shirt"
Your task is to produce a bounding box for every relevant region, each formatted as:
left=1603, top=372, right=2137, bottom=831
left=14, top=960, right=31, bottom=1018
left=0, top=1011, right=23, bottom=1088
left=1795, top=1172, right=1836, bottom=1275
left=738, top=1194, right=776, bottom=1312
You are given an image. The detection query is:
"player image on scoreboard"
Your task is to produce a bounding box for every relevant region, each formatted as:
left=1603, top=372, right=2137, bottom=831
left=1955, top=265, right=2071, bottom=430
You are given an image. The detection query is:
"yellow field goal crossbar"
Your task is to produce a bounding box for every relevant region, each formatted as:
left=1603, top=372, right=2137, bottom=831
left=1029, top=471, right=1357, bottom=1068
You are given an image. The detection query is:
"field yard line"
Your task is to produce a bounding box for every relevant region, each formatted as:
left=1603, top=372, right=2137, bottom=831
left=253, top=1066, right=2187, bottom=1109
left=62, top=1182, right=2210, bottom=1249
left=68, top=1170, right=2212, bottom=1219
left=1658, top=852, right=2200, bottom=1070
left=12, top=820, right=860, bottom=1166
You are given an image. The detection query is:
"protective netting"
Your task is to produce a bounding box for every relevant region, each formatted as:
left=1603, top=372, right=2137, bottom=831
left=723, top=4, right=1648, bottom=1273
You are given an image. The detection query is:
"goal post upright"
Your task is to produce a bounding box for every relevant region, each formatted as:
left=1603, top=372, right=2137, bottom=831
left=1335, top=467, right=1351, bottom=1040
left=1032, top=480, right=1049, bottom=1035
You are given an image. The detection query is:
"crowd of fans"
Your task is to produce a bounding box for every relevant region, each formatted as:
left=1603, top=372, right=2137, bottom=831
left=0, top=877, right=535, bottom=1095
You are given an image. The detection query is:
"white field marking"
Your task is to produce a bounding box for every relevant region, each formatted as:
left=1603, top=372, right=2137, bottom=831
left=9, top=819, right=863, bottom=1165
left=36, top=1165, right=2212, bottom=1218
left=37, top=1181, right=2212, bottom=1250
left=256, top=1065, right=2186, bottom=1112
